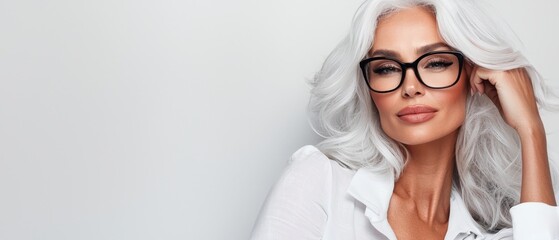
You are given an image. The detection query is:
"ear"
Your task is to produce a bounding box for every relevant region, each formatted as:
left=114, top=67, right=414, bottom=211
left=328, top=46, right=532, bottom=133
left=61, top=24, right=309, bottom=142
left=464, top=60, right=474, bottom=77
left=463, top=60, right=475, bottom=92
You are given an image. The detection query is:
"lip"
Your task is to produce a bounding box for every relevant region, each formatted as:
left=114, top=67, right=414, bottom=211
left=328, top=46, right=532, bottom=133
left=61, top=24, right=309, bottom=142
left=397, top=105, right=438, bottom=124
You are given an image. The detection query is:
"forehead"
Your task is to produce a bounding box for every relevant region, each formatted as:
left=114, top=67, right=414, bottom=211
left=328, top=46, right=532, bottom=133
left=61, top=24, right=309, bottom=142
left=370, top=6, right=445, bottom=57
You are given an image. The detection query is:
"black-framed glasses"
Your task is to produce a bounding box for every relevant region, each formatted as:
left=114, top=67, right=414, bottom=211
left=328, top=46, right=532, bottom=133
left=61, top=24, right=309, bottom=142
left=359, top=51, right=465, bottom=93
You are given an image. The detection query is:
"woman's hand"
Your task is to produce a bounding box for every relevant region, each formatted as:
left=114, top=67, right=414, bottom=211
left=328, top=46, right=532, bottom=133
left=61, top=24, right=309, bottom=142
left=468, top=65, right=543, bottom=133
left=468, top=64, right=556, bottom=205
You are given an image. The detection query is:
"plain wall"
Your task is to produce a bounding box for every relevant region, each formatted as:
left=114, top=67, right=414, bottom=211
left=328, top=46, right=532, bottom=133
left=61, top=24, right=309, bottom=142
left=0, top=0, right=558, bottom=239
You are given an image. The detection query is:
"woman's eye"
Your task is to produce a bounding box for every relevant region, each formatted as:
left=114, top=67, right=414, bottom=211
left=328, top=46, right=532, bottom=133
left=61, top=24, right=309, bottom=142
left=372, top=66, right=401, bottom=75
left=425, top=60, right=453, bottom=69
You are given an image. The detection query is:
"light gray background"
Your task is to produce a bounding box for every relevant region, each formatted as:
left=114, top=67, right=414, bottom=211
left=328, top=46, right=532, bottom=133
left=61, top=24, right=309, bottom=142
left=0, top=0, right=558, bottom=239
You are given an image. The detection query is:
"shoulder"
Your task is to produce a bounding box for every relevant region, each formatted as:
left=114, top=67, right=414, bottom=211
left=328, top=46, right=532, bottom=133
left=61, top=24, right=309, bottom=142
left=289, top=145, right=329, bottom=165
left=264, top=145, right=355, bottom=208
left=286, top=145, right=352, bottom=184
left=250, top=145, right=346, bottom=239
left=281, top=145, right=335, bottom=189
left=289, top=145, right=330, bottom=168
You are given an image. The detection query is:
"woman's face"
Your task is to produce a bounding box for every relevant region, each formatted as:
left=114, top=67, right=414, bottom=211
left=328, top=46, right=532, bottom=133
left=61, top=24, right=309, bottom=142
left=369, top=6, right=469, bottom=146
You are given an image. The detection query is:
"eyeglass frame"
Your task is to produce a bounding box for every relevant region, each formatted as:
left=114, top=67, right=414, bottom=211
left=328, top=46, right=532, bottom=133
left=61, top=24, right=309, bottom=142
left=359, top=51, right=465, bottom=93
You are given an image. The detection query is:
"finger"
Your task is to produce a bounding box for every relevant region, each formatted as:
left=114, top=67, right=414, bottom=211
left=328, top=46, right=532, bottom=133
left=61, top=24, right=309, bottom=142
left=476, top=67, right=502, bottom=86
left=470, top=66, right=485, bottom=94
left=483, top=81, right=504, bottom=115
left=483, top=81, right=498, bottom=103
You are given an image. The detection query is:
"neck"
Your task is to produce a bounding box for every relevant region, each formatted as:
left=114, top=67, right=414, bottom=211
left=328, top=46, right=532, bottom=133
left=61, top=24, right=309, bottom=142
left=393, top=130, right=458, bottom=225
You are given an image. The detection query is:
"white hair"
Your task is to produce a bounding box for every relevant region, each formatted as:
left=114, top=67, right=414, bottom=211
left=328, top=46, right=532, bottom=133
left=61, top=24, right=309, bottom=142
left=308, top=0, right=559, bottom=231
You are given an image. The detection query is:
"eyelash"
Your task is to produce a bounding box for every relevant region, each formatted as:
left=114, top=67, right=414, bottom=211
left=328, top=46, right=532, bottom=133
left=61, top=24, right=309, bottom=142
left=371, top=59, right=454, bottom=75
left=424, top=59, right=453, bottom=69
left=372, top=65, right=401, bottom=75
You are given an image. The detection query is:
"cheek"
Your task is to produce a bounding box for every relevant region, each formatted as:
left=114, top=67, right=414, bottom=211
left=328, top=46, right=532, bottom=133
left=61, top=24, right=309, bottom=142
left=433, top=78, right=469, bottom=125
left=370, top=93, right=392, bottom=119
left=370, top=92, right=396, bottom=130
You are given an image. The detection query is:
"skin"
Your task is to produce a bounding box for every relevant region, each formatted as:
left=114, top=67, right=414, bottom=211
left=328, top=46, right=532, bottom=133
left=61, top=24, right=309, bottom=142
left=368, top=6, right=556, bottom=240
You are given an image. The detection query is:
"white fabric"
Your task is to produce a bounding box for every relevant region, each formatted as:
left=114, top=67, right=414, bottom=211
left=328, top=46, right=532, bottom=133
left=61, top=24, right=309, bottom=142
left=251, top=145, right=559, bottom=240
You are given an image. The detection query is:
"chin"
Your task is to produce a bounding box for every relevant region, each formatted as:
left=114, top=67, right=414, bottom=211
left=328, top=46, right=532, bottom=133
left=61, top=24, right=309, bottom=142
left=393, top=133, right=441, bottom=146
left=383, top=123, right=463, bottom=146
left=397, top=135, right=443, bottom=146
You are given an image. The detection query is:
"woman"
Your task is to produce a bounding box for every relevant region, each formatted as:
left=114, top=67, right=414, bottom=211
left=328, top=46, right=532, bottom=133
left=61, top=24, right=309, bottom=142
left=251, top=0, right=559, bottom=239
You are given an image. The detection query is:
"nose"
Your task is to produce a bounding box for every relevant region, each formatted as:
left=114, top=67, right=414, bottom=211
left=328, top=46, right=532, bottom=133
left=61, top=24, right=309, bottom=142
left=401, top=68, right=425, bottom=98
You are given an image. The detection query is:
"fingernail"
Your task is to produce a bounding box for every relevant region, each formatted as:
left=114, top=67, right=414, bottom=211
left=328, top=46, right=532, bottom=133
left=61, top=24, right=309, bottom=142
left=470, top=88, right=474, bottom=96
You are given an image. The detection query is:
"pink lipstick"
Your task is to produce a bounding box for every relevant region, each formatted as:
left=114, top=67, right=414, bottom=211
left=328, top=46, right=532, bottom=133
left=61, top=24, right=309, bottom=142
left=397, top=105, right=438, bottom=124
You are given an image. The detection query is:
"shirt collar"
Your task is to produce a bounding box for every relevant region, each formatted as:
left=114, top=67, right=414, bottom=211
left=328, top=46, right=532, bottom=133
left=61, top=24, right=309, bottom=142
left=347, top=167, right=394, bottom=222
left=446, top=189, right=485, bottom=239
left=346, top=167, right=486, bottom=239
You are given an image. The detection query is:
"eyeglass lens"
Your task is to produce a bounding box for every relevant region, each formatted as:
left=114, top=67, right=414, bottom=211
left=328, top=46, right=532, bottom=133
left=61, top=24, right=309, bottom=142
left=365, top=53, right=460, bottom=92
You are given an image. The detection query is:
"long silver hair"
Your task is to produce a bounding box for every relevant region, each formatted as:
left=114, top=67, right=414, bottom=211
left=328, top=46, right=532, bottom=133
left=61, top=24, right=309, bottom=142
left=308, top=0, right=559, bottom=231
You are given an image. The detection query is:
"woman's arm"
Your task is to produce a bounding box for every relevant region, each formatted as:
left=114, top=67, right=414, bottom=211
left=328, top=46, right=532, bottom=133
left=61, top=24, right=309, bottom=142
left=517, top=119, right=556, bottom=204
left=470, top=67, right=556, bottom=205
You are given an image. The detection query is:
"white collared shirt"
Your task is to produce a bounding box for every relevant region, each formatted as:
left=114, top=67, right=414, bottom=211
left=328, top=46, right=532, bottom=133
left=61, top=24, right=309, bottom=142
left=251, top=146, right=559, bottom=240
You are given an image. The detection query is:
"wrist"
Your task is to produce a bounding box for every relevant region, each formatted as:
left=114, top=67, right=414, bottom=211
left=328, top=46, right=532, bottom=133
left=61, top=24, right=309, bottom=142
left=515, top=118, right=545, bottom=139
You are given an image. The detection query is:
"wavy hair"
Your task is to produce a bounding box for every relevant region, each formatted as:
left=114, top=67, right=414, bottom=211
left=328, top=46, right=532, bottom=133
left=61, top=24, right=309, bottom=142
left=308, top=0, right=559, bottom=231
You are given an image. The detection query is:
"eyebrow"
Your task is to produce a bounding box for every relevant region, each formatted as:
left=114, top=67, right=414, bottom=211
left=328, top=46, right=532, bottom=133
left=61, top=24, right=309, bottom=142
left=369, top=42, right=452, bottom=59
